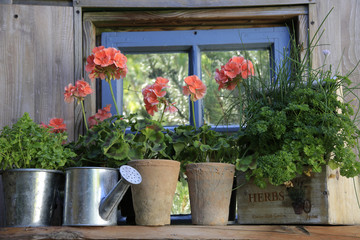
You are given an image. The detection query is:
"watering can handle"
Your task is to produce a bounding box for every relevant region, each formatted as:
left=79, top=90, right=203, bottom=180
left=99, top=165, right=142, bottom=221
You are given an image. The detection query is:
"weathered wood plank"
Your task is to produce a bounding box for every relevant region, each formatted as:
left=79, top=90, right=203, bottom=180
left=12, top=0, right=72, bottom=6
left=84, top=6, right=308, bottom=29
left=297, top=14, right=309, bottom=61
left=0, top=4, right=74, bottom=139
left=73, top=6, right=84, bottom=138
left=338, top=0, right=360, bottom=111
left=74, top=0, right=315, bottom=8
left=0, top=0, right=12, bottom=4
left=1, top=225, right=360, bottom=239
left=82, top=19, right=97, bottom=128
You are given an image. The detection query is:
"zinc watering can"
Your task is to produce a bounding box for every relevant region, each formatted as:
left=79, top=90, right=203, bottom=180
left=63, top=165, right=141, bottom=226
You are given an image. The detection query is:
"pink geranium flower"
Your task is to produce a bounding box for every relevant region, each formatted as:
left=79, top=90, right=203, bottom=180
left=88, top=115, right=98, bottom=129
left=74, top=80, right=93, bottom=98
left=41, top=118, right=67, bottom=134
left=85, top=46, right=127, bottom=82
left=48, top=118, right=67, bottom=133
left=88, top=104, right=112, bottom=128
left=95, top=104, right=112, bottom=121
left=64, top=79, right=93, bottom=103
left=182, top=75, right=207, bottom=101
left=215, top=55, right=254, bottom=91
left=142, top=77, right=177, bottom=117
left=64, top=83, right=76, bottom=103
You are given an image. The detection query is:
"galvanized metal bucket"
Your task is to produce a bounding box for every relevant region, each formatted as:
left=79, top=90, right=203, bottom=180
left=63, top=166, right=141, bottom=226
left=2, top=168, right=63, bottom=227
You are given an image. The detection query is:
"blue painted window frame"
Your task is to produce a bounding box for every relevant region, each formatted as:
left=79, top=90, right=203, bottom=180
left=101, top=27, right=290, bottom=131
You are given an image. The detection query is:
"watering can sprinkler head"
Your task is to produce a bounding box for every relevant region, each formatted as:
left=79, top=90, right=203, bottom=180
left=99, top=165, right=142, bottom=221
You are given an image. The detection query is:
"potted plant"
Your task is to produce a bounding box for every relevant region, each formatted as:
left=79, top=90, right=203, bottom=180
left=233, top=31, right=360, bottom=224
left=62, top=48, right=138, bottom=226
left=167, top=74, right=253, bottom=226
left=0, top=113, right=75, bottom=227
left=170, top=123, right=238, bottom=226
left=126, top=77, right=180, bottom=226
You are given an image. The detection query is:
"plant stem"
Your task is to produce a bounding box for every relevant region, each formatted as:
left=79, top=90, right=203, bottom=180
left=159, top=103, right=166, bottom=124
left=108, top=80, right=120, bottom=115
left=80, top=100, right=89, bottom=131
left=191, top=100, right=197, bottom=129
left=237, top=82, right=243, bottom=128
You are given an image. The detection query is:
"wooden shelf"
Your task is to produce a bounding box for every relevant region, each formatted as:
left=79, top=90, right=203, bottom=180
left=1, top=225, right=360, bottom=239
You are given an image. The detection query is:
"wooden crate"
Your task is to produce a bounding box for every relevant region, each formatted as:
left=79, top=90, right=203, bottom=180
left=236, top=166, right=360, bottom=224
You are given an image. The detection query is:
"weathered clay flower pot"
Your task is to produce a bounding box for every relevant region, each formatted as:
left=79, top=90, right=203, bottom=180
left=128, top=159, right=180, bottom=226
left=186, top=162, right=235, bottom=225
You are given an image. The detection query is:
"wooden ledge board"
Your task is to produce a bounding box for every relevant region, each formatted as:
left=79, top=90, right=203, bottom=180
left=1, top=225, right=360, bottom=239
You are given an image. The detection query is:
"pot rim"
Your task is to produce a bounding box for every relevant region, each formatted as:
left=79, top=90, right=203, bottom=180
left=65, top=166, right=118, bottom=171
left=129, top=159, right=180, bottom=166
left=187, top=162, right=235, bottom=167
left=3, top=168, right=63, bottom=174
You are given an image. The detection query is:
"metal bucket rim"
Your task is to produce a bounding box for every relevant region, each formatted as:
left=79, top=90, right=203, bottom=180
left=3, top=168, right=63, bottom=174
left=65, top=166, right=118, bottom=171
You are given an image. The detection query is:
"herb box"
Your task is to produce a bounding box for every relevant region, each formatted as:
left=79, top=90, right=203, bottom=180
left=236, top=166, right=360, bottom=224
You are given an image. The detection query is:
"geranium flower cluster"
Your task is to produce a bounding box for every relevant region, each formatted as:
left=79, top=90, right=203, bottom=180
left=85, top=46, right=128, bottom=82
left=215, top=56, right=254, bottom=91
left=88, top=104, right=112, bottom=128
left=64, top=79, right=93, bottom=103
left=41, top=118, right=67, bottom=134
left=182, top=75, right=207, bottom=102
left=142, top=77, right=177, bottom=116
left=63, top=79, right=112, bottom=130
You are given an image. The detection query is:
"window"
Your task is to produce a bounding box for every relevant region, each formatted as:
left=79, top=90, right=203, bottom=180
left=101, top=27, right=290, bottom=131
left=101, top=27, right=290, bottom=216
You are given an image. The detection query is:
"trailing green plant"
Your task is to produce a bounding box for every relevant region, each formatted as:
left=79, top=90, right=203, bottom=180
left=234, top=22, right=360, bottom=188
left=0, top=113, right=75, bottom=170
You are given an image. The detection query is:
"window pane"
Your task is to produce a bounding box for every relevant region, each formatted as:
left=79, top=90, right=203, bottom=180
left=201, top=50, right=270, bottom=126
left=171, top=179, right=191, bottom=215
left=125, top=53, right=189, bottom=126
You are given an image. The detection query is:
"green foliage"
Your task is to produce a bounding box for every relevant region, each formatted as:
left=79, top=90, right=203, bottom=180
left=168, top=124, right=238, bottom=171
left=0, top=113, right=75, bottom=170
left=235, top=29, right=360, bottom=188
left=65, top=115, right=134, bottom=167
left=129, top=118, right=171, bottom=160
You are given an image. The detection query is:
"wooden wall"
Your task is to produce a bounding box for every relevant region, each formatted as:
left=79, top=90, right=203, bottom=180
left=310, top=0, right=360, bottom=80
left=0, top=4, right=74, bottom=226
left=0, top=4, right=74, bottom=139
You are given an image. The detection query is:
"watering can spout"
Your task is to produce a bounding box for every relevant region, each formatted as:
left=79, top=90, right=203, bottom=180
left=99, top=165, right=142, bottom=221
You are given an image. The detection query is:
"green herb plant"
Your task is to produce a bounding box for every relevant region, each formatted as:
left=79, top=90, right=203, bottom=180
left=235, top=22, right=360, bottom=188
left=0, top=113, right=75, bottom=170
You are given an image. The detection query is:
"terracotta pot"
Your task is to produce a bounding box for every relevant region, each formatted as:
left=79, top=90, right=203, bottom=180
left=128, top=159, right=180, bottom=226
left=186, top=162, right=235, bottom=225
